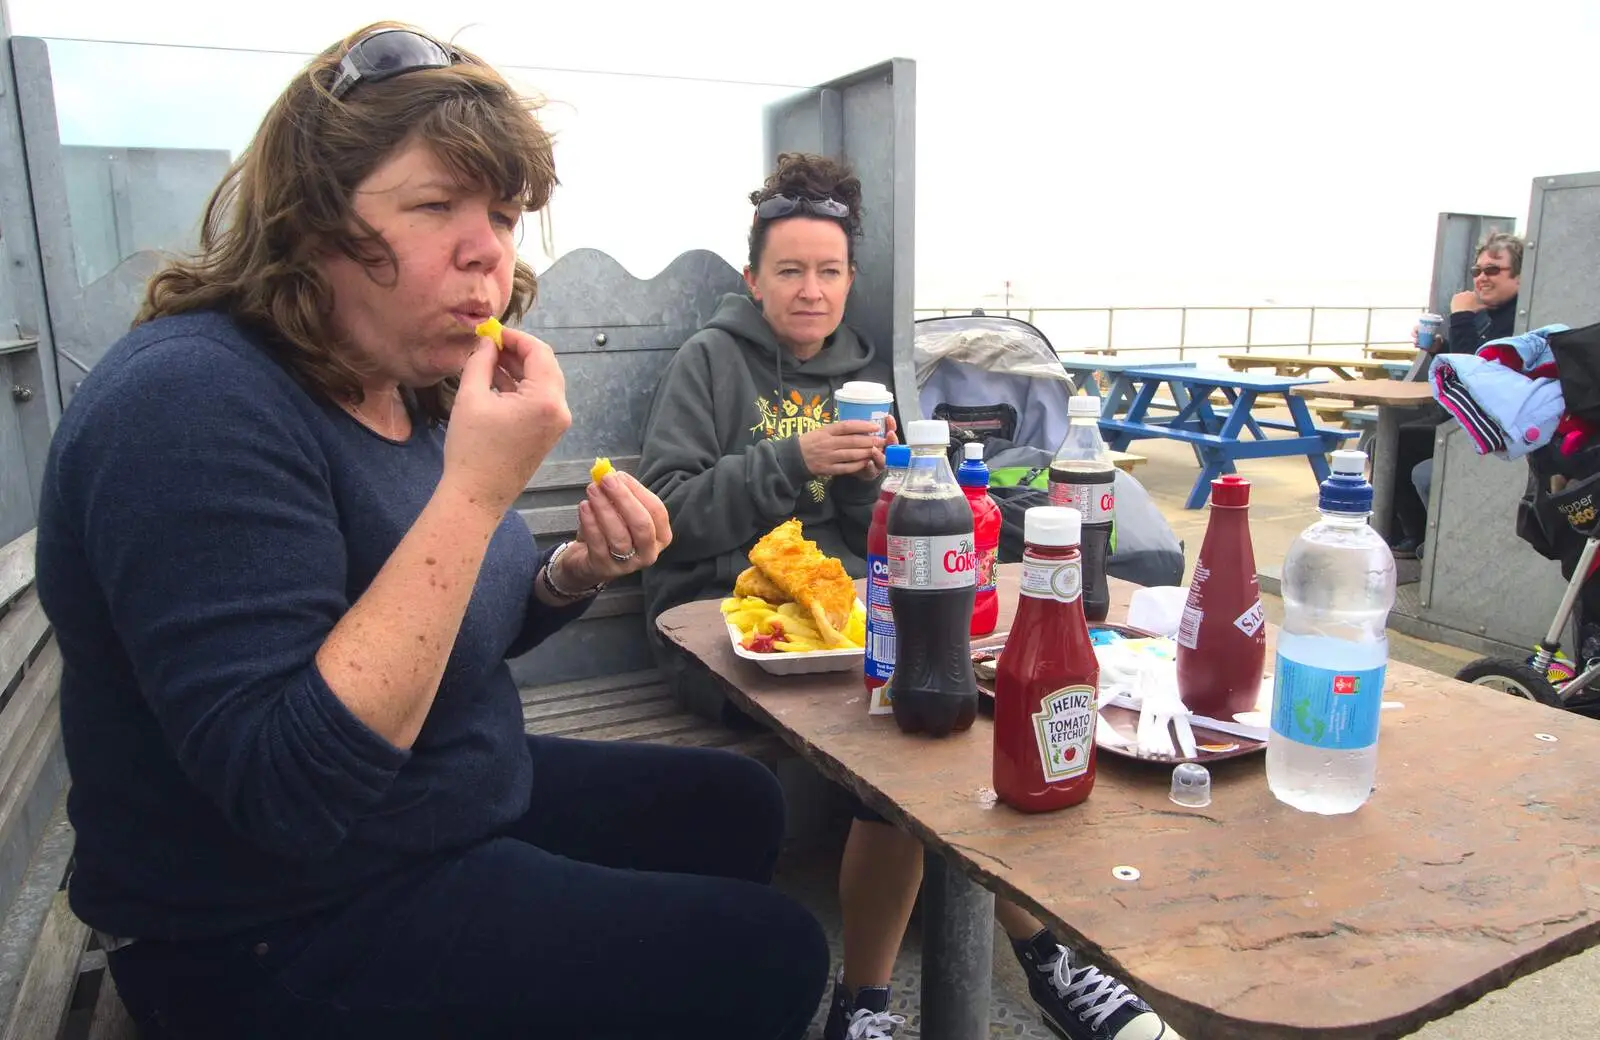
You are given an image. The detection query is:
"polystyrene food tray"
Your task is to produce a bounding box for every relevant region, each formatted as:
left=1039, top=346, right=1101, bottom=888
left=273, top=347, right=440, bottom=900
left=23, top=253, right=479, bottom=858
left=724, top=600, right=865, bottom=675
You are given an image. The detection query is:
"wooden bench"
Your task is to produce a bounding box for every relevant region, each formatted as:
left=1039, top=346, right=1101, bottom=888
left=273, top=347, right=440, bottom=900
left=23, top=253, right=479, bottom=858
left=0, top=530, right=136, bottom=1040
left=1219, top=351, right=1395, bottom=381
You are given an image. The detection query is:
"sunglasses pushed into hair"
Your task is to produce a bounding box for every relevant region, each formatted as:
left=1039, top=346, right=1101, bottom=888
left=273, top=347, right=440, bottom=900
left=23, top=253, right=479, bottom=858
left=754, top=194, right=851, bottom=221
left=330, top=29, right=459, bottom=101
left=1470, top=264, right=1513, bottom=279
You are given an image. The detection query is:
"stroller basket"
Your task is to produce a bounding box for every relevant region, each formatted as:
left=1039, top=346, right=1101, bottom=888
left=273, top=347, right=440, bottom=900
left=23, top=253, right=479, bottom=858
left=1547, top=321, right=1600, bottom=425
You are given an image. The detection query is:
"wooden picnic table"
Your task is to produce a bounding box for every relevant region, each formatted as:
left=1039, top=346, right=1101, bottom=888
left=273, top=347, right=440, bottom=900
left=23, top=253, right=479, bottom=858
left=1219, top=352, right=1400, bottom=381
left=1096, top=365, right=1358, bottom=508
left=1366, top=345, right=1419, bottom=362
left=1292, top=379, right=1439, bottom=540
left=657, top=569, right=1600, bottom=1040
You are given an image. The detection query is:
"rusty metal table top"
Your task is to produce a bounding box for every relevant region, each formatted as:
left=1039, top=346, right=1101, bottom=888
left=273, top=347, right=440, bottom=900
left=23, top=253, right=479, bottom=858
left=658, top=566, right=1600, bottom=1039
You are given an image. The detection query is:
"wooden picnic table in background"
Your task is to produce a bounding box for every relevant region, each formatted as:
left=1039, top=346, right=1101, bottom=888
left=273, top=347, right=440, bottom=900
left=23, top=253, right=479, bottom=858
left=1219, top=352, right=1406, bottom=381
left=1366, top=345, right=1419, bottom=361
left=658, top=569, right=1600, bottom=1039
left=1291, top=379, right=1439, bottom=540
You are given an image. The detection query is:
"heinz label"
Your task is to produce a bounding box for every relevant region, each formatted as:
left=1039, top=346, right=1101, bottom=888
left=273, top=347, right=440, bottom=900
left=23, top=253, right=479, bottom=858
left=887, top=534, right=976, bottom=591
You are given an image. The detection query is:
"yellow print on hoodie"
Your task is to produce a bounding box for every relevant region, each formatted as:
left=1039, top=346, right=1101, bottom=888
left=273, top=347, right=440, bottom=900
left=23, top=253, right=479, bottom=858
left=751, top=389, right=834, bottom=502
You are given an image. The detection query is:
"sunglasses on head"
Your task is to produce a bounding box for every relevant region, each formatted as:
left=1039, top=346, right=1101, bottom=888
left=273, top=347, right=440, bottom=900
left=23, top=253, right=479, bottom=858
left=754, top=194, right=851, bottom=221
left=329, top=29, right=459, bottom=101
left=1470, top=264, right=1513, bottom=278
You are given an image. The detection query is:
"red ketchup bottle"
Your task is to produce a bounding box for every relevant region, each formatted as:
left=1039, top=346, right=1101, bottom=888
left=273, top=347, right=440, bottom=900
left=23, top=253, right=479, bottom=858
left=956, top=442, right=1000, bottom=637
left=1174, top=475, right=1267, bottom=721
left=993, top=506, right=1100, bottom=812
left=864, top=445, right=910, bottom=715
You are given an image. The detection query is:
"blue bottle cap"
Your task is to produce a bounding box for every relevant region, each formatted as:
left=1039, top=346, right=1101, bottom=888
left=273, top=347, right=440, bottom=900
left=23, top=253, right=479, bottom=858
left=885, top=444, right=910, bottom=469
left=1321, top=449, right=1373, bottom=513
left=957, top=442, right=989, bottom=487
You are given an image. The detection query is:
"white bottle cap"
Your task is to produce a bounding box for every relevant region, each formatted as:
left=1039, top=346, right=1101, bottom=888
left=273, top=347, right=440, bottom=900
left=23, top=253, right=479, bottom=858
left=906, top=419, right=950, bottom=447
left=963, top=442, right=984, bottom=460
left=1330, top=449, right=1367, bottom=476
left=1024, top=506, right=1081, bottom=547
left=1068, top=396, right=1101, bottom=417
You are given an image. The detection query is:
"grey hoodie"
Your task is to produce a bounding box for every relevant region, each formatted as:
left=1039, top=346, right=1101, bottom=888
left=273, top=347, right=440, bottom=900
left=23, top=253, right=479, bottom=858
left=639, top=293, right=895, bottom=628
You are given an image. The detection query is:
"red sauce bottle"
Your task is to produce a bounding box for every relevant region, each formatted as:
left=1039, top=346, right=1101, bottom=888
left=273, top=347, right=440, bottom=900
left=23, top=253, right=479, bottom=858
left=1174, top=475, right=1267, bottom=721
left=993, top=506, right=1099, bottom=812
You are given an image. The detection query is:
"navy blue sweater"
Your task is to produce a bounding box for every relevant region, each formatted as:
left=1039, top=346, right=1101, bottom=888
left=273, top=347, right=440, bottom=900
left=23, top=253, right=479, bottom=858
left=34, top=311, right=589, bottom=941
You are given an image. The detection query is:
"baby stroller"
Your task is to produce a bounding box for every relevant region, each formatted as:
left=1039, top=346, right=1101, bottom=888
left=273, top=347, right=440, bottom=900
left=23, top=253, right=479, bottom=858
left=1455, top=322, right=1600, bottom=716
left=913, top=313, right=1186, bottom=588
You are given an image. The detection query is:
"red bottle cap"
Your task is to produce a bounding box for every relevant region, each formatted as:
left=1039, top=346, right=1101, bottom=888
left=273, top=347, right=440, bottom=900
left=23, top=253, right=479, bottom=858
left=1211, top=474, right=1251, bottom=507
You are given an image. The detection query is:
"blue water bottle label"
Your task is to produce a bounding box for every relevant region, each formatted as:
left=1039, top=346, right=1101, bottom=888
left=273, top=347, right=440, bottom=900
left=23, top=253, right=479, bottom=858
left=865, top=553, right=896, bottom=684
left=1270, top=655, right=1385, bottom=751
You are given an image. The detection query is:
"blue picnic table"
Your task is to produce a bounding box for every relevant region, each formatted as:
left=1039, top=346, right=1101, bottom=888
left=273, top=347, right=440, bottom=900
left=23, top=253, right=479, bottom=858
left=1058, top=354, right=1198, bottom=418
left=1097, top=365, right=1360, bottom=508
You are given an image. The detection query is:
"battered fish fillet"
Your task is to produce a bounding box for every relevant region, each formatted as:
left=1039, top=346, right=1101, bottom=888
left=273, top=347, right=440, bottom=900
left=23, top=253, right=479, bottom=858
left=733, top=566, right=788, bottom=604
left=747, top=519, right=856, bottom=643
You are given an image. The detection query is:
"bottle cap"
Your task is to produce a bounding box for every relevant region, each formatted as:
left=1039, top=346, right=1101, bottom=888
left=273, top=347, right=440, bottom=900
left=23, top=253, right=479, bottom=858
left=963, top=442, right=984, bottom=460
left=1024, top=506, right=1081, bottom=547
left=1170, top=762, right=1212, bottom=808
left=1068, top=396, right=1101, bottom=418
left=885, top=444, right=910, bottom=468
left=905, top=419, right=950, bottom=447
left=1210, top=474, right=1251, bottom=508
left=1319, top=449, right=1373, bottom=513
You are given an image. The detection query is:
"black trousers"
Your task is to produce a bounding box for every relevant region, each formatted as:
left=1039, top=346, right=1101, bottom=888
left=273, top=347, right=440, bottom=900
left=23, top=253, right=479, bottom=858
left=106, top=736, right=830, bottom=1039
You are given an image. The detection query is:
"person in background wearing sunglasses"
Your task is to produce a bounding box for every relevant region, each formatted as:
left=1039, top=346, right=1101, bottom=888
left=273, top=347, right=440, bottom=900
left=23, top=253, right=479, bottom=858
left=638, top=154, right=1169, bottom=1040
left=32, top=22, right=828, bottom=1039
left=1392, top=232, right=1524, bottom=557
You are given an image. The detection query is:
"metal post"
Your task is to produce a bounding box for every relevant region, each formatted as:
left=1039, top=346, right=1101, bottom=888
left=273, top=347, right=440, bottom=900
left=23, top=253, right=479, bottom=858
left=921, top=850, right=994, bottom=1039
left=1245, top=307, right=1255, bottom=354
left=1177, top=307, right=1187, bottom=361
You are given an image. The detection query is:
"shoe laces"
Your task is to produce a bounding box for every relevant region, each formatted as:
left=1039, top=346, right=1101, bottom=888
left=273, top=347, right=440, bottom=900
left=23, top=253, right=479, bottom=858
left=1044, top=946, right=1139, bottom=1031
left=845, top=1008, right=905, bottom=1039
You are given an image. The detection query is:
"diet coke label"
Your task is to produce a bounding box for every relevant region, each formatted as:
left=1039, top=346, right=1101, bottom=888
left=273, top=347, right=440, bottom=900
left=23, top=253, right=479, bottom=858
left=888, top=534, right=976, bottom=591
left=1048, top=481, right=1115, bottom=525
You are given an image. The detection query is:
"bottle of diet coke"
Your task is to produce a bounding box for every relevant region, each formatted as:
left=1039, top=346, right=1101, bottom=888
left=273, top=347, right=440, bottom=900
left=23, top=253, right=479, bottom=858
left=887, top=419, right=980, bottom=738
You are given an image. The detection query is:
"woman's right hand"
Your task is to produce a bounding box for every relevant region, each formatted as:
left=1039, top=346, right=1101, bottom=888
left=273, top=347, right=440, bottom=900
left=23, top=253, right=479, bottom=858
left=797, top=421, right=886, bottom=477
left=442, top=326, right=571, bottom=515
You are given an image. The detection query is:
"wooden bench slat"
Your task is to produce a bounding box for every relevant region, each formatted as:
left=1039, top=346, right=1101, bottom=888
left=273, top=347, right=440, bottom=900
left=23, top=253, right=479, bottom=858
left=519, top=669, right=665, bottom=705
left=0, top=688, right=62, bottom=854
left=564, top=714, right=719, bottom=744
left=527, top=696, right=688, bottom=738
left=522, top=683, right=670, bottom=724
left=0, top=643, right=61, bottom=801
left=85, top=972, right=137, bottom=1040
left=1, top=890, right=87, bottom=1040
left=0, top=533, right=34, bottom=614
left=0, top=592, right=50, bottom=700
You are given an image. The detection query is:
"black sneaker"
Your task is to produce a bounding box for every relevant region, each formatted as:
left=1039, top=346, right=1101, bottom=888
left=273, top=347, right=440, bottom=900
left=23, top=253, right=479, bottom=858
left=1012, top=931, right=1166, bottom=1040
left=822, top=969, right=905, bottom=1040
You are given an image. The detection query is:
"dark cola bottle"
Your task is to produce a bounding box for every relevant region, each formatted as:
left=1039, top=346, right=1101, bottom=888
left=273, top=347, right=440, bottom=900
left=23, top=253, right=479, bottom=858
left=886, top=419, right=980, bottom=737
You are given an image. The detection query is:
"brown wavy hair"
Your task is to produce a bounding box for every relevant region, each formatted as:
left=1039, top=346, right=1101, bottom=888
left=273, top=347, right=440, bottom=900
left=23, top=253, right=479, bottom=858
left=747, top=152, right=863, bottom=270
left=137, top=22, right=557, bottom=422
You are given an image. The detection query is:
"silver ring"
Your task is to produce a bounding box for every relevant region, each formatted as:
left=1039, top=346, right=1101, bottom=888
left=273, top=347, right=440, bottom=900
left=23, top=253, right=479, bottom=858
left=608, top=548, right=637, bottom=563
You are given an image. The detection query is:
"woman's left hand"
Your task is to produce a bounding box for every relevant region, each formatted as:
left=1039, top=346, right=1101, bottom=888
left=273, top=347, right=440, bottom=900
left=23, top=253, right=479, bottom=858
left=853, top=415, right=900, bottom=481
left=558, top=471, right=674, bottom=586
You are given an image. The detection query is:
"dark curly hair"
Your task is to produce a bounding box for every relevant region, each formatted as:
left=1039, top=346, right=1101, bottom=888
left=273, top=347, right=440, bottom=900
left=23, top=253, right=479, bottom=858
left=746, top=152, right=863, bottom=270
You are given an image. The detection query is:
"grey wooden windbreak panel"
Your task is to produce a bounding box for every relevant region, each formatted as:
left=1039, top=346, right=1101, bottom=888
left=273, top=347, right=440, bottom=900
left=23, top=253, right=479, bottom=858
left=0, top=38, right=60, bottom=429
left=1518, top=171, right=1600, bottom=335
left=509, top=247, right=745, bottom=686
left=1415, top=424, right=1571, bottom=654
left=763, top=59, right=919, bottom=421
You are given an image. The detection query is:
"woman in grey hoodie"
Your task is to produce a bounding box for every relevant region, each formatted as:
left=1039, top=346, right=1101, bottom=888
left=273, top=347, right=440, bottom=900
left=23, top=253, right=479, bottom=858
left=640, top=155, right=1168, bottom=1040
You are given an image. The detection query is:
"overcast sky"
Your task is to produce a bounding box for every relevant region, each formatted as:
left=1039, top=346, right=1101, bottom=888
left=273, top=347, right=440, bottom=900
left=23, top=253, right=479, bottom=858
left=12, top=0, right=1600, bottom=317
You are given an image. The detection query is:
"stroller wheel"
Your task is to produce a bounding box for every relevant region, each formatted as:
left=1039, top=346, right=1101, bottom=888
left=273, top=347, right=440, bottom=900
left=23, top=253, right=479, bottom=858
left=1455, top=657, right=1564, bottom=708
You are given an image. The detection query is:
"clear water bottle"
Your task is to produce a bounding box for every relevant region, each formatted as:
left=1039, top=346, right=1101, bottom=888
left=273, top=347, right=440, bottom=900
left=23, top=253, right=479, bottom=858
left=1267, top=449, right=1397, bottom=815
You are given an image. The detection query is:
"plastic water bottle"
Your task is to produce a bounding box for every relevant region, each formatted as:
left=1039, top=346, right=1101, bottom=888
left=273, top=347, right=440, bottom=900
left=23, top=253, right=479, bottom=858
left=1267, top=450, right=1397, bottom=814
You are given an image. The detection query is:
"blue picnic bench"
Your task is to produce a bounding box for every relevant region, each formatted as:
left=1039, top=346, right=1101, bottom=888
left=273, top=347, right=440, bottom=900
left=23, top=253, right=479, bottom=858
left=1097, top=365, right=1360, bottom=508
left=1057, top=354, right=1198, bottom=418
